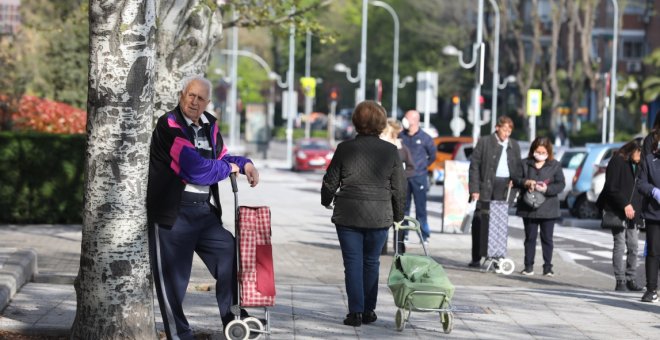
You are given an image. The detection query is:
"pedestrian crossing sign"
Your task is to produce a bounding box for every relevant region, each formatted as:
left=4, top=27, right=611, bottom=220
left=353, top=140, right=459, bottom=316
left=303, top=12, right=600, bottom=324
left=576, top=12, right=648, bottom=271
left=300, top=77, right=316, bottom=98
left=526, top=89, right=542, bottom=116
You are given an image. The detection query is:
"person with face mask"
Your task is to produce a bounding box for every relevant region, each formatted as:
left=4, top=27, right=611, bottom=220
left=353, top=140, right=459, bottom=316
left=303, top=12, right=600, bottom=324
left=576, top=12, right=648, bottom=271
left=596, top=139, right=644, bottom=292
left=468, top=116, right=522, bottom=268
left=514, top=137, right=565, bottom=276
left=637, top=129, right=660, bottom=303
left=399, top=110, right=436, bottom=244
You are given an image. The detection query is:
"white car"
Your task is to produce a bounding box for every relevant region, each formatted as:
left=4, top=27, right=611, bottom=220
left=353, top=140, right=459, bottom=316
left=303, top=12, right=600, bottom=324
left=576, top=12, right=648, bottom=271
left=558, top=147, right=587, bottom=205
left=587, top=157, right=610, bottom=203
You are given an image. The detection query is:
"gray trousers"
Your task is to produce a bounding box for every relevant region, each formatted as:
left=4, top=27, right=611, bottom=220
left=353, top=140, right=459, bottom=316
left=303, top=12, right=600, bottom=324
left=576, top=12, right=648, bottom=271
left=611, top=226, right=639, bottom=281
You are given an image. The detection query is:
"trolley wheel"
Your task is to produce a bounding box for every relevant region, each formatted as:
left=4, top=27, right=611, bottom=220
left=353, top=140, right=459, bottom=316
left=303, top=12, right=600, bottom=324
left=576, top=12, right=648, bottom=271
left=224, top=319, right=250, bottom=340
left=499, top=258, right=515, bottom=275
left=243, top=316, right=264, bottom=340
left=493, top=260, right=503, bottom=274
left=440, top=311, right=454, bottom=334
left=395, top=308, right=407, bottom=331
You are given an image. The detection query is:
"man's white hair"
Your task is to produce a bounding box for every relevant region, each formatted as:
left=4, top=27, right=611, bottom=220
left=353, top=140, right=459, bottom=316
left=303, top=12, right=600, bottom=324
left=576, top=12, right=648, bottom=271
left=180, top=75, right=212, bottom=99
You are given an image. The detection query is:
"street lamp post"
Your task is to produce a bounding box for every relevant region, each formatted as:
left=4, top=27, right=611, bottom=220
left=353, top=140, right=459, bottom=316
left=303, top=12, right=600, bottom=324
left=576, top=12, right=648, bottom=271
left=304, top=31, right=313, bottom=139
left=488, top=0, right=500, bottom=133
left=370, top=0, right=400, bottom=119
left=442, top=0, right=484, bottom=146
left=228, top=6, right=239, bottom=149
left=358, top=0, right=368, bottom=104
left=285, top=8, right=296, bottom=168
left=608, top=0, right=619, bottom=143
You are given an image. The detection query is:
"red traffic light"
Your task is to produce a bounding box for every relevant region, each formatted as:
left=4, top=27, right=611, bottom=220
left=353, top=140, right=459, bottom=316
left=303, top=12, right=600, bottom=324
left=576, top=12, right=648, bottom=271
left=479, top=96, right=485, bottom=105
left=641, top=104, right=649, bottom=116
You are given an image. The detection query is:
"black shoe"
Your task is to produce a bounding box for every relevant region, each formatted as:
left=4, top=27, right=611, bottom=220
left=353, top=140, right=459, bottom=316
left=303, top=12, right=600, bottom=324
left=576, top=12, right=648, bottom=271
left=343, top=312, right=362, bottom=326
left=362, top=311, right=377, bottom=324
left=641, top=290, right=658, bottom=303
left=615, top=280, right=627, bottom=291
left=626, top=280, right=644, bottom=292
left=468, top=260, right=481, bottom=268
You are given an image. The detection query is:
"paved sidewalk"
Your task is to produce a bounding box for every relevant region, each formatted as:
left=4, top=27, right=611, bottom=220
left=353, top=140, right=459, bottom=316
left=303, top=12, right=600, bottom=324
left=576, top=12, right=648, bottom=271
left=1, top=163, right=660, bottom=339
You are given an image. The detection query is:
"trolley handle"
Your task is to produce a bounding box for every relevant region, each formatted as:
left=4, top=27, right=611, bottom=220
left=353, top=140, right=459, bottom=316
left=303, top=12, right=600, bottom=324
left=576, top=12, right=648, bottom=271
left=394, top=216, right=421, bottom=231
left=230, top=172, right=238, bottom=193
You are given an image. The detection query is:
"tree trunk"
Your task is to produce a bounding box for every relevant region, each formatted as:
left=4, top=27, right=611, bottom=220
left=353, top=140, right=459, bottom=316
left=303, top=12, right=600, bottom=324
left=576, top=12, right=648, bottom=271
left=566, top=0, right=581, bottom=133
left=71, top=1, right=158, bottom=338
left=153, top=1, right=223, bottom=120
left=547, top=0, right=565, bottom=132
left=72, top=1, right=222, bottom=337
left=506, top=0, right=542, bottom=137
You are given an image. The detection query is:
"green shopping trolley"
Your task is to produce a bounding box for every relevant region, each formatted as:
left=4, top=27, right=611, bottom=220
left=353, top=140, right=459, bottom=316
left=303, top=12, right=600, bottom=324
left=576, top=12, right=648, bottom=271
left=388, top=216, right=455, bottom=333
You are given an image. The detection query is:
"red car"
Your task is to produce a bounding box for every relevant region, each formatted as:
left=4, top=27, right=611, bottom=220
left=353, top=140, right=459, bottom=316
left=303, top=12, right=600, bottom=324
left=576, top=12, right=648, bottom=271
left=292, top=138, right=334, bottom=171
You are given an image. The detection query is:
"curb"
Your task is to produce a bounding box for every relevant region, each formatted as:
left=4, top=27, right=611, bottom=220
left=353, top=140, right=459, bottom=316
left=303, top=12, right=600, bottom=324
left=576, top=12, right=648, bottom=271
left=0, top=248, right=37, bottom=312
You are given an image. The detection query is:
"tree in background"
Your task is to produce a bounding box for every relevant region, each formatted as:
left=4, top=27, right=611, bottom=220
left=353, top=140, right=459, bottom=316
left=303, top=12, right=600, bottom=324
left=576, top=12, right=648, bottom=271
left=643, top=48, right=660, bottom=103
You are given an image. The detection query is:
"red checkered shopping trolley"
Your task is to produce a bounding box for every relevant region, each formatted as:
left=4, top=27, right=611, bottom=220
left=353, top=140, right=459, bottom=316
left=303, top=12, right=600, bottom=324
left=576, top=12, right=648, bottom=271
left=224, top=174, right=275, bottom=340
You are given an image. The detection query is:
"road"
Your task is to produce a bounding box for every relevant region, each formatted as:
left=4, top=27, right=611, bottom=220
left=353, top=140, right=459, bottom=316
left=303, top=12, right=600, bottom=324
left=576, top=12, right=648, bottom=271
left=289, top=167, right=647, bottom=286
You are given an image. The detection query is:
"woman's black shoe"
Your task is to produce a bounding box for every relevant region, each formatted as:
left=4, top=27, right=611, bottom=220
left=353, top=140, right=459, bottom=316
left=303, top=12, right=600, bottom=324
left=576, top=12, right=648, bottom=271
left=343, top=312, right=362, bottom=326
left=362, top=311, right=377, bottom=324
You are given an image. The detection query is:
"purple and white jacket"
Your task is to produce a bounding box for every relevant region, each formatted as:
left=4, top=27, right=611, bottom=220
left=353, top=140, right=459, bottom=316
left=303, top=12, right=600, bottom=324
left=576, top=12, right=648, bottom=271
left=147, top=106, right=252, bottom=226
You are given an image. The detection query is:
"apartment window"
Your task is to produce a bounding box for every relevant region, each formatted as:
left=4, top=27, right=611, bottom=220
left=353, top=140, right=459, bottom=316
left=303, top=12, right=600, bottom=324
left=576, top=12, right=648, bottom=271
left=622, top=40, right=645, bottom=60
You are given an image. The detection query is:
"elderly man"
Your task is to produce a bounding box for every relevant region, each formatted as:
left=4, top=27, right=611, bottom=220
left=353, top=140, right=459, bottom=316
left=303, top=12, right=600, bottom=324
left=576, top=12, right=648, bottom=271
left=468, top=116, right=522, bottom=268
left=399, top=110, right=436, bottom=244
left=147, top=76, right=259, bottom=339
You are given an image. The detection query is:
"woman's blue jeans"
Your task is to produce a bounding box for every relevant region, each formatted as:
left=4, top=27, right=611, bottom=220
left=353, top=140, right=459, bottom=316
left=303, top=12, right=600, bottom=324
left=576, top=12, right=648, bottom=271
left=336, top=225, right=389, bottom=313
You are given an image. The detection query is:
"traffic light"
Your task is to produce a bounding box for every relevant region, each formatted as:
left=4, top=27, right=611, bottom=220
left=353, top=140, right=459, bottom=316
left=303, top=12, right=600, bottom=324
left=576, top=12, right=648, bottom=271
left=330, top=87, right=339, bottom=102
left=452, top=96, right=460, bottom=105
left=641, top=104, right=649, bottom=116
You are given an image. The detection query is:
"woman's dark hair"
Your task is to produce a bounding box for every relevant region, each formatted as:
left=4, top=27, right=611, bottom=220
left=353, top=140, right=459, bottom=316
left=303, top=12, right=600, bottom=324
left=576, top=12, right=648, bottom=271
left=616, top=139, right=642, bottom=161
left=528, top=137, right=554, bottom=161
left=352, top=101, right=387, bottom=136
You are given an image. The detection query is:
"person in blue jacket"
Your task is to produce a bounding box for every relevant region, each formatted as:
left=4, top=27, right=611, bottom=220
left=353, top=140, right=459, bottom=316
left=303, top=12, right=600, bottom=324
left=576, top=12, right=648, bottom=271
left=399, top=110, right=436, bottom=244
left=147, top=76, right=260, bottom=339
left=638, top=129, right=660, bottom=303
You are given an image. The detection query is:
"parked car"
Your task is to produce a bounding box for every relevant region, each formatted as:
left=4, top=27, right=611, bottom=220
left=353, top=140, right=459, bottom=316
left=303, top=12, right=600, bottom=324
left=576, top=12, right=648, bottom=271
left=292, top=138, right=334, bottom=171
left=557, top=147, right=587, bottom=206
left=427, top=136, right=473, bottom=184
left=452, top=142, right=474, bottom=162
left=566, top=142, right=623, bottom=219
left=587, top=156, right=611, bottom=205
left=334, top=108, right=355, bottom=140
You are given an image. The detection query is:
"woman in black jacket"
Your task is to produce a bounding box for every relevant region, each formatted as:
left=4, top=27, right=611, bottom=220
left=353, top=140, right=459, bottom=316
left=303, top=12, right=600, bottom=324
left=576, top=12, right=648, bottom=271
left=596, top=140, right=644, bottom=292
left=515, top=137, right=565, bottom=276
left=321, top=101, right=406, bottom=326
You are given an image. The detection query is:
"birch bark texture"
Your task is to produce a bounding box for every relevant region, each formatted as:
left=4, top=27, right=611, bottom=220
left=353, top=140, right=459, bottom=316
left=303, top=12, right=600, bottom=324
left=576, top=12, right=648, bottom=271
left=72, top=0, right=157, bottom=338
left=73, top=0, right=223, bottom=337
left=153, top=1, right=223, bottom=120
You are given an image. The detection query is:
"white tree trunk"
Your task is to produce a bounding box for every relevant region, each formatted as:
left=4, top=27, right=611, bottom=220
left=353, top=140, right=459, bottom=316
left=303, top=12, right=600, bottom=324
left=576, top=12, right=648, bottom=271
left=73, top=1, right=223, bottom=337
left=72, top=1, right=158, bottom=338
left=153, top=0, right=223, bottom=120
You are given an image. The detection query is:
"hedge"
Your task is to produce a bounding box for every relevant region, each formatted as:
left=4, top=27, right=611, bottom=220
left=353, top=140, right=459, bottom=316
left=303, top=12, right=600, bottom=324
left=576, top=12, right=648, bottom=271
left=0, top=132, right=85, bottom=223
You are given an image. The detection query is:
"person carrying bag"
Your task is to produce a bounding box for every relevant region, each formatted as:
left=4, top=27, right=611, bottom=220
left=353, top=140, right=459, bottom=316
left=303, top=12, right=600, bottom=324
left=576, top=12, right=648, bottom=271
left=596, top=139, right=644, bottom=292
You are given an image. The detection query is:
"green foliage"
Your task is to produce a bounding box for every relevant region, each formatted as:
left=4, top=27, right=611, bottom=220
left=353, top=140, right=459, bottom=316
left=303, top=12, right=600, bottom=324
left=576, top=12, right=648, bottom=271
left=568, top=122, right=601, bottom=146
left=0, top=132, right=85, bottom=223
left=5, top=0, right=89, bottom=110
left=643, top=48, right=660, bottom=102
left=238, top=58, right=270, bottom=103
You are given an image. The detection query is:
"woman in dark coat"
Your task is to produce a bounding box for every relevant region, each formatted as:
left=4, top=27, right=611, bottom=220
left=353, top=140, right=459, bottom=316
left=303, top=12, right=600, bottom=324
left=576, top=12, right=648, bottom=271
left=596, top=139, right=644, bottom=292
left=321, top=101, right=406, bottom=326
left=515, top=137, right=565, bottom=276
left=637, top=129, right=660, bottom=303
